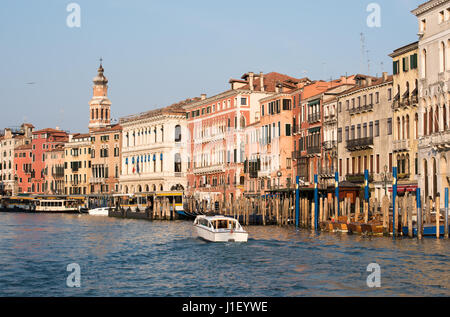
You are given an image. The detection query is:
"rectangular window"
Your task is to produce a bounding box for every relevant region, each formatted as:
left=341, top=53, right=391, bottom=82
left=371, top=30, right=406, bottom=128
left=393, top=60, right=399, bottom=75
left=375, top=120, right=380, bottom=137
left=387, top=118, right=392, bottom=135
left=285, top=124, right=291, bottom=136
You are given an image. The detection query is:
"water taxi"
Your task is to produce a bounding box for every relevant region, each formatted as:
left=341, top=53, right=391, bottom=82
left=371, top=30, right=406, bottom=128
left=193, top=215, right=248, bottom=243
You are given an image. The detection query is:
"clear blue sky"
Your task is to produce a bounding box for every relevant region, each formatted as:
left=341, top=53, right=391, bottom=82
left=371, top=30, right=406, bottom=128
left=0, top=0, right=423, bottom=133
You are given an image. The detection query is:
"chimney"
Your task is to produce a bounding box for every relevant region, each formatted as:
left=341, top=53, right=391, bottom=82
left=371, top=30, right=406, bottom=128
left=340, top=76, right=347, bottom=83
left=201, top=94, right=207, bottom=100
left=361, top=79, right=367, bottom=87
left=382, top=72, right=388, bottom=82
left=367, top=77, right=372, bottom=86
left=249, top=72, right=254, bottom=91
left=260, top=72, right=265, bottom=92
left=55, top=126, right=60, bottom=131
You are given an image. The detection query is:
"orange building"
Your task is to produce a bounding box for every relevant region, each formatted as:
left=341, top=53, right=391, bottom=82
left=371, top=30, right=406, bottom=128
left=44, top=144, right=65, bottom=195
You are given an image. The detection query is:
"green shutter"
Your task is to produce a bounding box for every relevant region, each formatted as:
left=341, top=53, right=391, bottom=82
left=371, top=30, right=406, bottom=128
left=393, top=61, right=398, bottom=75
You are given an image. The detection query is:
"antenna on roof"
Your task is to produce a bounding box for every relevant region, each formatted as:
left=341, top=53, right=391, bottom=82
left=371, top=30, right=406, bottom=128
left=360, top=33, right=366, bottom=74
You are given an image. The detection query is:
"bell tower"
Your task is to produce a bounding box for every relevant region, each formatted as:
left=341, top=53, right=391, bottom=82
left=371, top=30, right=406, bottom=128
left=89, top=59, right=112, bottom=131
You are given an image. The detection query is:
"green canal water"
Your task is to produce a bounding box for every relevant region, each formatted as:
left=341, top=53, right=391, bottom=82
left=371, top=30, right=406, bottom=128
left=0, top=212, right=448, bottom=296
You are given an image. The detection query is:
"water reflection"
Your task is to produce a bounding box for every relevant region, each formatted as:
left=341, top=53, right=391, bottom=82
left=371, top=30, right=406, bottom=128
left=0, top=213, right=448, bottom=296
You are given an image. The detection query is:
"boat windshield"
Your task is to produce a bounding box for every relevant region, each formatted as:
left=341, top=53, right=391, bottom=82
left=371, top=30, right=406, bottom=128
left=212, top=220, right=237, bottom=230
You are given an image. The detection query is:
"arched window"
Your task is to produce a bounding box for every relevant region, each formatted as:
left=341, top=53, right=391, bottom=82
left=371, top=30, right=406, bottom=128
left=435, top=106, right=440, bottom=132
left=444, top=104, right=448, bottom=130
left=429, top=107, right=433, bottom=134
left=101, top=108, right=104, bottom=120
left=415, top=113, right=419, bottom=139
left=96, top=109, right=99, bottom=120
left=240, top=116, right=246, bottom=129
left=406, top=115, right=410, bottom=139
left=174, top=153, right=182, bottom=173
left=91, top=109, right=94, bottom=120
left=397, top=117, right=401, bottom=140
left=175, top=125, right=181, bottom=142
left=424, top=109, right=428, bottom=136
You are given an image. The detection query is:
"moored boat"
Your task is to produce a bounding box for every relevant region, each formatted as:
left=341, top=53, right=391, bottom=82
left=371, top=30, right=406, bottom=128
left=193, top=215, right=248, bottom=242
left=88, top=207, right=110, bottom=216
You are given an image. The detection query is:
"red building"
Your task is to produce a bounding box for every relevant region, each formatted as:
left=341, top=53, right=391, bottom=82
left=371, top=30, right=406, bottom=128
left=31, top=128, right=68, bottom=194
left=14, top=144, right=33, bottom=194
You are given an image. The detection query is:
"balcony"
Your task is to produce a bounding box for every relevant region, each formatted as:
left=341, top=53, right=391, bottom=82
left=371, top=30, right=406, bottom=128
left=292, top=151, right=302, bottom=160
left=306, top=146, right=321, bottom=155
left=323, top=141, right=337, bottom=150
left=308, top=113, right=321, bottom=123
left=346, top=173, right=374, bottom=184
left=392, top=96, right=418, bottom=110
left=319, top=168, right=336, bottom=179
left=431, top=130, right=450, bottom=150
left=349, top=104, right=374, bottom=115
left=193, top=164, right=225, bottom=175
left=393, top=139, right=410, bottom=152
left=346, top=137, right=374, bottom=151
left=89, top=177, right=105, bottom=184
left=258, top=170, right=271, bottom=178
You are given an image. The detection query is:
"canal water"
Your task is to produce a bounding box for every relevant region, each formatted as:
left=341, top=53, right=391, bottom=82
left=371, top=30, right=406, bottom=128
left=0, top=213, right=448, bottom=297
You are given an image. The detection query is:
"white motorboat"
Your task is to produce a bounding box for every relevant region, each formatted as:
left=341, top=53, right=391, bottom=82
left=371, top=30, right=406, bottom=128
left=193, top=215, right=248, bottom=242
left=88, top=207, right=110, bottom=216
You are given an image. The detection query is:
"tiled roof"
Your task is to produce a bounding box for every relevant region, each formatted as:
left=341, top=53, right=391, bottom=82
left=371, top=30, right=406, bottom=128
left=15, top=144, right=32, bottom=151
left=90, top=124, right=122, bottom=134
left=235, top=72, right=310, bottom=92
left=33, top=128, right=68, bottom=135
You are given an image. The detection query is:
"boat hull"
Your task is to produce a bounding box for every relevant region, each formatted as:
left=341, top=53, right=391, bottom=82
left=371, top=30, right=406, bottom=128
left=194, top=225, right=248, bottom=243
left=88, top=208, right=109, bottom=216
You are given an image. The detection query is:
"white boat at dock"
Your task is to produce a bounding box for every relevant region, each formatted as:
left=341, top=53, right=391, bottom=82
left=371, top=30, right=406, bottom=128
left=88, top=207, right=110, bottom=216
left=193, top=215, right=248, bottom=242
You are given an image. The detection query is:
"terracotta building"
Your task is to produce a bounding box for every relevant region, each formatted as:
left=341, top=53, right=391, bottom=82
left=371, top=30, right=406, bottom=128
left=31, top=128, right=69, bottom=194
left=14, top=144, right=33, bottom=194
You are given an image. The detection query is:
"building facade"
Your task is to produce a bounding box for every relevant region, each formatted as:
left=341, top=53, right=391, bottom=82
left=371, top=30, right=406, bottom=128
left=14, top=144, right=33, bottom=194
left=64, top=134, right=92, bottom=195
left=0, top=124, right=34, bottom=195
left=31, top=128, right=69, bottom=195
left=44, top=144, right=65, bottom=195
left=185, top=72, right=306, bottom=202
left=337, top=73, right=394, bottom=201
left=413, top=0, right=450, bottom=205
left=389, top=41, right=420, bottom=194
left=119, top=100, right=193, bottom=195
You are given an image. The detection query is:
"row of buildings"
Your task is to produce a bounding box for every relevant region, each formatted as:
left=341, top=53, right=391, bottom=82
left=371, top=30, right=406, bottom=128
left=1, top=0, right=449, bottom=207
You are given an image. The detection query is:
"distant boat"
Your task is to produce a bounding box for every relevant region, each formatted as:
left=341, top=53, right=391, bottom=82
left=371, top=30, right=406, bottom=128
left=193, top=215, right=248, bottom=243
left=88, top=207, right=110, bottom=216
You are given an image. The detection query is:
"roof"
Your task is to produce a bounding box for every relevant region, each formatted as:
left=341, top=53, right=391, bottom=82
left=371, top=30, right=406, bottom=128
left=72, top=133, right=91, bottom=139
left=120, top=97, right=200, bottom=124
left=90, top=124, right=122, bottom=134
left=15, top=144, right=32, bottom=151
left=337, top=75, right=393, bottom=97
left=33, top=128, right=68, bottom=135
left=234, top=72, right=310, bottom=92
left=389, top=41, right=419, bottom=58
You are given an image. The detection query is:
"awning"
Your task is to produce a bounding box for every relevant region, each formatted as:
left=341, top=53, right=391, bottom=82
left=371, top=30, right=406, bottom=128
left=389, top=185, right=418, bottom=193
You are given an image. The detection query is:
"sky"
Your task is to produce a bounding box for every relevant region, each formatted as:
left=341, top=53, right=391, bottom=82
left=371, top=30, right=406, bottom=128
left=0, top=0, right=424, bottom=133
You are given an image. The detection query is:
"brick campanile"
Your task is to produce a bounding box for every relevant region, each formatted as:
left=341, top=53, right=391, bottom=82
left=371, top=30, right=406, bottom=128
left=89, top=60, right=112, bottom=131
